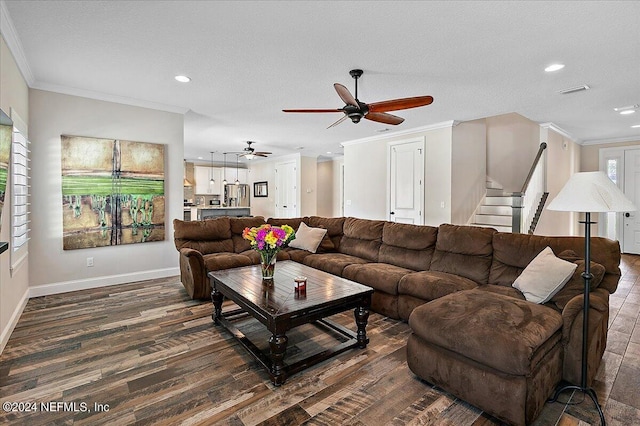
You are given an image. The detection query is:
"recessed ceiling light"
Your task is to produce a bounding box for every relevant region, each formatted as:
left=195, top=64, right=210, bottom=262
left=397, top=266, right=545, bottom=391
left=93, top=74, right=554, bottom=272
left=174, top=75, right=191, bottom=83
left=620, top=110, right=636, bottom=115
left=326, top=151, right=332, bottom=154
left=632, top=124, right=640, bottom=128
left=197, top=156, right=203, bottom=160
left=545, top=64, right=565, bottom=72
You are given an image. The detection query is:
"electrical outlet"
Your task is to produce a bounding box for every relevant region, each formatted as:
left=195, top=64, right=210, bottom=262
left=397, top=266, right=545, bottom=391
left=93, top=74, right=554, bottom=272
left=86, top=257, right=94, bottom=267
left=440, top=201, right=445, bottom=209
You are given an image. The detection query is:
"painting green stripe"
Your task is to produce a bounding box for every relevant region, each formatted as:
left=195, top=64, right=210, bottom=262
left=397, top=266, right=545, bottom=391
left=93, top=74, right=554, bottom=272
left=62, top=176, right=164, bottom=196
left=0, top=168, right=7, bottom=187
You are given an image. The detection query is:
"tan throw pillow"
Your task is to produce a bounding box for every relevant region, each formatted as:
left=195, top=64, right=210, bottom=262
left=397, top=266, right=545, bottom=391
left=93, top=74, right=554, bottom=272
left=512, top=246, right=578, bottom=304
left=289, top=222, right=328, bottom=253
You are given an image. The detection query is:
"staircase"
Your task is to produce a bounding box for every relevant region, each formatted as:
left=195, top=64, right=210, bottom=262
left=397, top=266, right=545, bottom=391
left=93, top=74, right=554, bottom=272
left=470, top=179, right=549, bottom=234
left=471, top=181, right=513, bottom=232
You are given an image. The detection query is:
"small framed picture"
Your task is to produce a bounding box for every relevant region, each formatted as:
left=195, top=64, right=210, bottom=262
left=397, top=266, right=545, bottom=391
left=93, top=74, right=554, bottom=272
left=254, top=181, right=268, bottom=197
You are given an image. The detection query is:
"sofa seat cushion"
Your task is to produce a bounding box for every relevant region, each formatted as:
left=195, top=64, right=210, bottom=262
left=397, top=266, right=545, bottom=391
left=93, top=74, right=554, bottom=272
left=203, top=253, right=254, bottom=271
left=343, top=263, right=413, bottom=295
left=398, top=271, right=478, bottom=302
left=409, top=289, right=563, bottom=376
left=282, top=247, right=314, bottom=263
left=303, top=253, right=370, bottom=277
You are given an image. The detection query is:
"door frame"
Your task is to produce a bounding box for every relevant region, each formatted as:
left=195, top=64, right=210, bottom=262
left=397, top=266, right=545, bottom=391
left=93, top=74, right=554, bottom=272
left=598, top=145, right=639, bottom=250
left=387, top=137, right=426, bottom=225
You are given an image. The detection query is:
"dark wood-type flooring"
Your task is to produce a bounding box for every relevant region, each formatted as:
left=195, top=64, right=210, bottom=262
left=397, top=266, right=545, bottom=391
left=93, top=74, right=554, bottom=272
left=1, top=255, right=640, bottom=425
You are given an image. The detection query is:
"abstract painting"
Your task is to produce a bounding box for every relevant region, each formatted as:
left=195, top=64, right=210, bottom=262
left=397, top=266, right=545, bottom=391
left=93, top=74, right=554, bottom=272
left=61, top=135, right=165, bottom=250
left=0, top=109, right=12, bottom=237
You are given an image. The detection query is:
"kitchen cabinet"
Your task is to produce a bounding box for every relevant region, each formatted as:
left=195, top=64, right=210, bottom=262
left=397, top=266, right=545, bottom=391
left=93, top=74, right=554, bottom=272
left=194, top=166, right=222, bottom=195
left=198, top=207, right=251, bottom=219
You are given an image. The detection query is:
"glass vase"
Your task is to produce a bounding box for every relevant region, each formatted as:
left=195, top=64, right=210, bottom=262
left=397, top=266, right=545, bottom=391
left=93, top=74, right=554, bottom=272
left=260, top=252, right=277, bottom=280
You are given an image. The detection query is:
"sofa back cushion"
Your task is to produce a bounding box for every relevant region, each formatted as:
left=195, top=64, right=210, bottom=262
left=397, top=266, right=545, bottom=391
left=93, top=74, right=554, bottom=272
left=430, top=224, right=496, bottom=284
left=307, top=216, right=345, bottom=251
left=379, top=222, right=438, bottom=271
left=489, top=232, right=621, bottom=293
left=173, top=218, right=233, bottom=254
left=339, top=217, right=384, bottom=261
left=229, top=216, right=266, bottom=253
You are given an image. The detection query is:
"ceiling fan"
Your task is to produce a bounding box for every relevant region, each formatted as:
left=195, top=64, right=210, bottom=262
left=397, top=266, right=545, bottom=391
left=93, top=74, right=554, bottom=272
left=283, top=69, right=434, bottom=128
left=239, top=141, right=271, bottom=160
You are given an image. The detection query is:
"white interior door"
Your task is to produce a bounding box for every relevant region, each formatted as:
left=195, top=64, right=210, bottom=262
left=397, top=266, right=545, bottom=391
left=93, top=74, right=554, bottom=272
left=623, top=148, right=640, bottom=254
left=275, top=161, right=297, bottom=218
left=389, top=139, right=424, bottom=224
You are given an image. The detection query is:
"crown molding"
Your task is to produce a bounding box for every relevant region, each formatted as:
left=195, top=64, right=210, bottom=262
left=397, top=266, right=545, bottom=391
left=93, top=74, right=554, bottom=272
left=0, top=0, right=35, bottom=86
left=341, top=120, right=459, bottom=147
left=539, top=122, right=581, bottom=144
left=581, top=135, right=640, bottom=146
left=32, top=81, right=189, bottom=114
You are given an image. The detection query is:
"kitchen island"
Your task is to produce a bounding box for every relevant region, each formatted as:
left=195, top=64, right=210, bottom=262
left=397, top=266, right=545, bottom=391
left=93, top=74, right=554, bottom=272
left=183, top=206, right=251, bottom=220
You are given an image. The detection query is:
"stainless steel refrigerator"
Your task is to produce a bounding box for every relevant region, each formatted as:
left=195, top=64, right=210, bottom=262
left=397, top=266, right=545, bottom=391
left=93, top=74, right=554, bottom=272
left=224, top=184, right=250, bottom=207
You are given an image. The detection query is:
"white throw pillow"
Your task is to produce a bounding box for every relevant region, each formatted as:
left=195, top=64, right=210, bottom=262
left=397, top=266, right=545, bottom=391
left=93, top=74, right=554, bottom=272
left=512, top=246, right=578, bottom=304
left=288, top=222, right=328, bottom=253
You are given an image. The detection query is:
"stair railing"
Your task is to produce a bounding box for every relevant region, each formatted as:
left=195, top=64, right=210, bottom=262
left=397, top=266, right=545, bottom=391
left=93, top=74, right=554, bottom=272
left=512, top=143, right=547, bottom=233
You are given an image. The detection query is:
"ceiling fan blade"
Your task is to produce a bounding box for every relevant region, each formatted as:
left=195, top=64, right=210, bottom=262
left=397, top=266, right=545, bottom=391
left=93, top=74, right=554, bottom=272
left=283, top=108, right=342, bottom=113
left=254, top=151, right=272, bottom=155
left=327, top=115, right=349, bottom=129
left=334, top=83, right=358, bottom=107
left=365, top=112, right=405, bottom=125
left=368, top=96, right=434, bottom=113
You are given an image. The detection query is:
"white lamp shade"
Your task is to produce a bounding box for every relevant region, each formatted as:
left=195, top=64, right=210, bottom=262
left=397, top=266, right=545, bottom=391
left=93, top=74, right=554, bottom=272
left=547, top=171, right=637, bottom=213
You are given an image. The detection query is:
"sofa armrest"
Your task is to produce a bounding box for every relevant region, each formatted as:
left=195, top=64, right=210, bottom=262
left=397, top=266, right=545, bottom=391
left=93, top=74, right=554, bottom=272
left=560, top=288, right=610, bottom=385
left=178, top=248, right=209, bottom=300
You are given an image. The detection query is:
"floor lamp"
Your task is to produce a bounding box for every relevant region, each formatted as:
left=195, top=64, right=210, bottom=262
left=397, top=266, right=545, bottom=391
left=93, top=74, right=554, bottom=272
left=547, top=171, right=636, bottom=426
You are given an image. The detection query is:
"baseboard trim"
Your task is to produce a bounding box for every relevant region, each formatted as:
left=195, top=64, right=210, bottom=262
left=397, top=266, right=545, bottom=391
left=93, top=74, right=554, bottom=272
left=29, top=267, right=180, bottom=298
left=0, top=288, right=29, bottom=355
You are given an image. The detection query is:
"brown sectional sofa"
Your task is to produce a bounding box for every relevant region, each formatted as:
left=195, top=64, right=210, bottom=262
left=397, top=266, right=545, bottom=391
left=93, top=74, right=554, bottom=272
left=173, top=215, right=621, bottom=426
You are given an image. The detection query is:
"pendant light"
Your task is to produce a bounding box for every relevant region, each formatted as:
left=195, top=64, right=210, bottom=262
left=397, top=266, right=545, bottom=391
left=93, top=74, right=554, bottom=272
left=183, top=160, right=192, bottom=187
left=208, top=151, right=215, bottom=191
left=235, top=154, right=240, bottom=185
left=222, top=153, right=227, bottom=185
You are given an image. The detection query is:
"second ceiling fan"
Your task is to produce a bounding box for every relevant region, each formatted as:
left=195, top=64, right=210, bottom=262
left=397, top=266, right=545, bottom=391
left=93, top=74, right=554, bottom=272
left=283, top=69, right=434, bottom=128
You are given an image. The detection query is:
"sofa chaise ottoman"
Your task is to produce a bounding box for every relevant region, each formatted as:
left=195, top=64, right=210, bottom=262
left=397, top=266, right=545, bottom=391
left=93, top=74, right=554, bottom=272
left=407, top=289, right=564, bottom=426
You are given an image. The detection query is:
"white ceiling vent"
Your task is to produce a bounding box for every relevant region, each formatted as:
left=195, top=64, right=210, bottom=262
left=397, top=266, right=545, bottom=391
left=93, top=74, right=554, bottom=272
left=558, top=85, right=590, bottom=94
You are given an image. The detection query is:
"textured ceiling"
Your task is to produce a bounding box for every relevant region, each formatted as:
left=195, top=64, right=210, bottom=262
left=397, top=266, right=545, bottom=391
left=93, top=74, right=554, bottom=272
left=3, top=1, right=640, bottom=162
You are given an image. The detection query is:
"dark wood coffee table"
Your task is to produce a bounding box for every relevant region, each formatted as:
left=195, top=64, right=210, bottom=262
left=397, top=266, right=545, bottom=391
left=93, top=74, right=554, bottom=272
left=209, top=260, right=373, bottom=386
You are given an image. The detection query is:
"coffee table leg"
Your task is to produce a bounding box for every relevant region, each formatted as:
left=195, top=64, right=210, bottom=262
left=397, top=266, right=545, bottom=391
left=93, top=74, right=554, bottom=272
left=211, top=287, right=223, bottom=324
left=269, top=333, right=288, bottom=386
left=354, top=299, right=370, bottom=349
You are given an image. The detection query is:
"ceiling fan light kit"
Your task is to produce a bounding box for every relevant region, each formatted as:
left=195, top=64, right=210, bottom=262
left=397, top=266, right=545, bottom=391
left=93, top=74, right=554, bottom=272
left=283, top=69, right=434, bottom=128
left=239, top=141, right=271, bottom=159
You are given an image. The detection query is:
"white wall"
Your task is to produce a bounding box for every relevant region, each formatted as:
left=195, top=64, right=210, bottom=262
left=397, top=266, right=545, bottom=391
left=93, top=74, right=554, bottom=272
left=28, top=89, right=183, bottom=294
left=332, top=158, right=344, bottom=217
left=451, top=119, right=487, bottom=224
left=300, top=156, right=318, bottom=217
left=343, top=123, right=456, bottom=225
left=316, top=159, right=334, bottom=217
left=343, top=136, right=389, bottom=220
left=486, top=112, right=541, bottom=192
left=249, top=159, right=276, bottom=219
left=0, top=34, right=30, bottom=354
left=535, top=126, right=580, bottom=236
